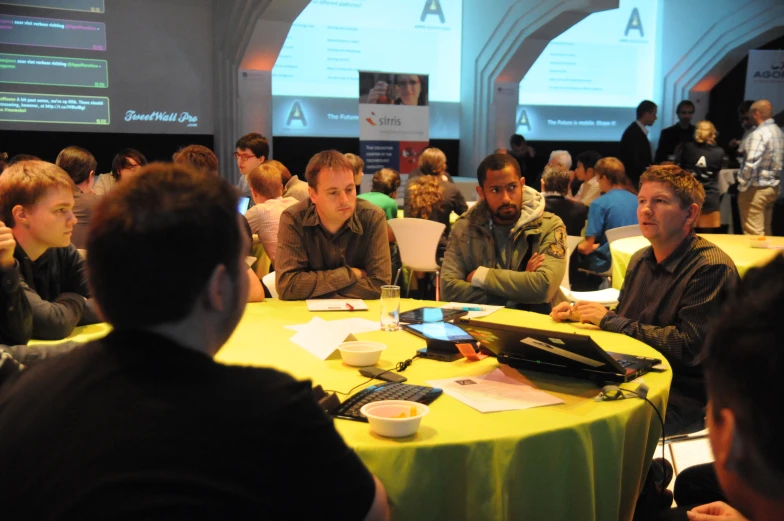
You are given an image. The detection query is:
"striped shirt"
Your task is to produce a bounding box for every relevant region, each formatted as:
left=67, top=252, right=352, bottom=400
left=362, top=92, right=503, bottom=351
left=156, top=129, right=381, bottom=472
left=275, top=199, right=391, bottom=300
left=738, top=119, right=784, bottom=190
left=600, top=232, right=738, bottom=411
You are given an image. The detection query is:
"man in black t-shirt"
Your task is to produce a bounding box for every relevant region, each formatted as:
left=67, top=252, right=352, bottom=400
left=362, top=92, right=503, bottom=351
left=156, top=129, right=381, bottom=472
left=0, top=164, right=389, bottom=521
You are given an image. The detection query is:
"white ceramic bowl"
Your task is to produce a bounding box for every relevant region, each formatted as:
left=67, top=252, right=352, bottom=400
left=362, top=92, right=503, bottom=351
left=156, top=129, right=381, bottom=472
left=338, top=341, right=386, bottom=367
left=749, top=236, right=769, bottom=249
left=360, top=400, right=429, bottom=438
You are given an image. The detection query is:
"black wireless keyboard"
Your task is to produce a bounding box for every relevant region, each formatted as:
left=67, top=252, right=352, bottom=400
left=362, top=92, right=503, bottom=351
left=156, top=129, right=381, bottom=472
left=332, top=382, right=443, bottom=422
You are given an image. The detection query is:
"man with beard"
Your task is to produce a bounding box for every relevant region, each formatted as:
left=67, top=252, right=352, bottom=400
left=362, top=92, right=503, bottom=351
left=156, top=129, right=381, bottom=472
left=441, top=153, right=566, bottom=313
left=275, top=150, right=391, bottom=300
left=0, top=164, right=390, bottom=521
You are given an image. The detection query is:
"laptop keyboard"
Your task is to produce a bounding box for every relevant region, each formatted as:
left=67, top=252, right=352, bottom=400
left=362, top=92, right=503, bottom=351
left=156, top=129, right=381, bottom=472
left=332, top=383, right=443, bottom=422
left=616, top=358, right=634, bottom=368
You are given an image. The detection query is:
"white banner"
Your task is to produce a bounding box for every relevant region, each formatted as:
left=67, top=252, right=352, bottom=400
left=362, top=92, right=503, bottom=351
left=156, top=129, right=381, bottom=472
left=745, top=50, right=784, bottom=111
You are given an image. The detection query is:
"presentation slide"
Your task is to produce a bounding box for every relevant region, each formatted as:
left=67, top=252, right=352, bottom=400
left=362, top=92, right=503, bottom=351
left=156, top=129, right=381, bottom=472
left=0, top=52, right=107, bottom=87
left=272, top=0, right=462, bottom=139
left=0, top=0, right=213, bottom=133
left=0, top=0, right=103, bottom=13
left=517, top=0, right=658, bottom=141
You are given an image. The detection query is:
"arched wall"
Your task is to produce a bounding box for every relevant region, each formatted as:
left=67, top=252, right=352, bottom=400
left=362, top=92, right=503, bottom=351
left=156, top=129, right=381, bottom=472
left=458, top=0, right=618, bottom=177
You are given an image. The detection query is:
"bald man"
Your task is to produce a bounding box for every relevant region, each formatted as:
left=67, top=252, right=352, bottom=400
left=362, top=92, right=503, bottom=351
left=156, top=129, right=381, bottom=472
left=737, top=100, right=784, bottom=236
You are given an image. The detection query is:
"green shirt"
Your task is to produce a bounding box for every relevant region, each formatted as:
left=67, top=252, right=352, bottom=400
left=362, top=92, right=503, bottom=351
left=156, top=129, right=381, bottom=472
left=357, top=192, right=398, bottom=220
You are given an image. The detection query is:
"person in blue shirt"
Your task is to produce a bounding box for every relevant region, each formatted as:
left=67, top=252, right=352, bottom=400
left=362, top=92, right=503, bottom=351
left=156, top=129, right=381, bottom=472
left=576, top=157, right=638, bottom=274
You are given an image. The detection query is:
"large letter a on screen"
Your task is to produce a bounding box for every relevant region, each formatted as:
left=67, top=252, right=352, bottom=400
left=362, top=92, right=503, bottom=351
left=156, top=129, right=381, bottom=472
left=287, top=101, right=307, bottom=127
left=420, top=0, right=445, bottom=24
left=624, top=8, right=644, bottom=37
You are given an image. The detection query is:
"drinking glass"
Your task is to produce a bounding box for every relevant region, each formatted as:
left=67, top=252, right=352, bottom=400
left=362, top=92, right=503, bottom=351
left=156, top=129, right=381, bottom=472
left=380, top=285, right=401, bottom=331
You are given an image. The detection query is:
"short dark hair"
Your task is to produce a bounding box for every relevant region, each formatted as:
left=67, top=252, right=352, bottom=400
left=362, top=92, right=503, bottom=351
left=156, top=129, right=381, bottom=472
left=476, top=153, right=521, bottom=187
left=235, top=133, right=269, bottom=160
left=371, top=168, right=401, bottom=196
left=541, top=163, right=570, bottom=194
left=86, top=163, right=241, bottom=329
left=594, top=157, right=626, bottom=186
left=636, top=100, right=657, bottom=119
left=509, top=134, right=525, bottom=147
left=676, top=100, right=695, bottom=113
left=172, top=145, right=219, bottom=177
left=55, top=146, right=96, bottom=185
left=8, top=154, right=40, bottom=166
left=0, top=160, right=74, bottom=227
left=576, top=150, right=602, bottom=171
left=738, top=100, right=755, bottom=115
left=304, top=150, right=353, bottom=189
left=111, top=149, right=147, bottom=180
left=703, top=254, right=784, bottom=498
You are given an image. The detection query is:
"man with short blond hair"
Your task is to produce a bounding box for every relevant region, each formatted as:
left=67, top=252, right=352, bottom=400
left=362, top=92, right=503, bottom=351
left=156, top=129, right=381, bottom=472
left=244, top=163, right=297, bottom=262
left=553, top=164, right=738, bottom=435
left=275, top=151, right=391, bottom=300
left=0, top=161, right=98, bottom=340
left=737, top=100, right=783, bottom=236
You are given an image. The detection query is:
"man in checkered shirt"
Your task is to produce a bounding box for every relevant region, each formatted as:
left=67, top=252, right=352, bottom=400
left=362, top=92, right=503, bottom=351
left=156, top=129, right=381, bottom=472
left=737, top=100, right=784, bottom=236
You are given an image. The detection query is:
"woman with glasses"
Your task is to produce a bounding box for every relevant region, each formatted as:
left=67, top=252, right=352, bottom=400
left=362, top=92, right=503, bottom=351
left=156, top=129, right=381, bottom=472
left=366, top=74, right=428, bottom=106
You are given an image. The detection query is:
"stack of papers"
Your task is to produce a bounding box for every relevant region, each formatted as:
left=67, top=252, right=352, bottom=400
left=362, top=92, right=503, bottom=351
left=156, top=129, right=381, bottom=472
left=426, top=368, right=563, bottom=413
left=286, top=316, right=379, bottom=360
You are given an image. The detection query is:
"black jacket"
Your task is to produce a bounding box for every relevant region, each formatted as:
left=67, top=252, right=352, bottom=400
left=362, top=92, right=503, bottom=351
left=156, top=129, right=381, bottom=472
left=0, top=264, right=32, bottom=346
left=655, top=124, right=695, bottom=164
left=544, top=195, right=588, bottom=236
left=620, top=122, right=653, bottom=188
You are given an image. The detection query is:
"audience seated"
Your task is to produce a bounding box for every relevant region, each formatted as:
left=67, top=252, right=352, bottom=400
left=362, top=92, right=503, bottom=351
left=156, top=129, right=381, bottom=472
left=93, top=148, right=146, bottom=196
left=275, top=151, right=391, bottom=300
left=571, top=150, right=603, bottom=206
left=404, top=147, right=457, bottom=214
left=55, top=146, right=100, bottom=249
left=0, top=161, right=99, bottom=339
left=235, top=132, right=268, bottom=202
left=655, top=100, right=696, bottom=164
left=358, top=168, right=401, bottom=221
left=406, top=148, right=468, bottom=242
left=621, top=100, right=657, bottom=188
left=677, top=121, right=724, bottom=230
left=441, top=153, right=566, bottom=312
left=0, top=163, right=390, bottom=520
left=553, top=164, right=739, bottom=436
left=172, top=144, right=219, bottom=176
left=670, top=255, right=784, bottom=521
left=541, top=162, right=588, bottom=236
left=737, top=100, right=784, bottom=236
left=268, top=159, right=309, bottom=202
left=345, top=153, right=365, bottom=194
left=576, top=157, right=639, bottom=274
left=245, top=163, right=298, bottom=263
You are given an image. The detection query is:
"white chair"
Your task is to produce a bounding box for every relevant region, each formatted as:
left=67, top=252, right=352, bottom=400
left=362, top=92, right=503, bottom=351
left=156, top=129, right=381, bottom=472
left=262, top=271, right=278, bottom=299
left=606, top=224, right=642, bottom=245
left=387, top=218, right=446, bottom=301
left=560, top=235, right=583, bottom=289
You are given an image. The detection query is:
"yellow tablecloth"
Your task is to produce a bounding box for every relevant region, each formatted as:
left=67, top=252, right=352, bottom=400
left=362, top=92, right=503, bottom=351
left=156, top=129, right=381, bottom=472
left=610, top=234, right=783, bottom=290
left=34, top=299, right=671, bottom=521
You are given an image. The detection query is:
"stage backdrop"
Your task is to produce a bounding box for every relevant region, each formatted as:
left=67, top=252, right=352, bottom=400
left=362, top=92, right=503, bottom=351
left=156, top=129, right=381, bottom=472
left=745, top=50, right=784, bottom=112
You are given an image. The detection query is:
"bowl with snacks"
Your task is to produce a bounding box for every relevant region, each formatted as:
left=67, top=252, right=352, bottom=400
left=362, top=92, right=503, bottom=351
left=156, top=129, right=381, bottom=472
left=360, top=400, right=429, bottom=437
left=749, top=236, right=769, bottom=248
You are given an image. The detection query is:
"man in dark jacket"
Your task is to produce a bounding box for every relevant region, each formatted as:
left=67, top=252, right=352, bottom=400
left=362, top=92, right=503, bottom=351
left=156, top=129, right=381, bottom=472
left=655, top=100, right=696, bottom=164
left=540, top=163, right=588, bottom=236
left=620, top=100, right=657, bottom=188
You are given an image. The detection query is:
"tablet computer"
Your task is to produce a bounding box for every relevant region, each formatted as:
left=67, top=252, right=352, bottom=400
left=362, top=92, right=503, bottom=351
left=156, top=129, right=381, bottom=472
left=398, top=307, right=468, bottom=324
left=403, top=321, right=476, bottom=343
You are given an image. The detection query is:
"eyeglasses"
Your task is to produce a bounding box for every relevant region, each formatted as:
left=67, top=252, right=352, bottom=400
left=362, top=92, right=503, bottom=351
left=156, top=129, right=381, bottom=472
left=233, top=152, right=257, bottom=161
left=396, top=79, right=420, bottom=87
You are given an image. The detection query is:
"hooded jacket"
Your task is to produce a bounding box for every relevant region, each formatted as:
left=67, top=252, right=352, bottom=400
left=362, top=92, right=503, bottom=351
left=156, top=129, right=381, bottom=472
left=440, top=186, right=566, bottom=310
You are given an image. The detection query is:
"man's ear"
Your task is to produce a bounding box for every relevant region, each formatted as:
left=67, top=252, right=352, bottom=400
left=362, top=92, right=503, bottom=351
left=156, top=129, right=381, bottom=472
left=476, top=185, right=484, bottom=201
left=686, top=203, right=700, bottom=227
left=711, top=407, right=737, bottom=470
left=308, top=185, right=317, bottom=204
left=11, top=205, right=27, bottom=227
left=205, top=264, right=229, bottom=312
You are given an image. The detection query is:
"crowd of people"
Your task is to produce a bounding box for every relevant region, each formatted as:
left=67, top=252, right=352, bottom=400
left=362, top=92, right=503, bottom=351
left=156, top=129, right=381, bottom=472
left=0, top=97, right=781, bottom=520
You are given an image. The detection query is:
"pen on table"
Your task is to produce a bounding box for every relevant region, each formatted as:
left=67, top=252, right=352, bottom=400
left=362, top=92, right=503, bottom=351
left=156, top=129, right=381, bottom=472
left=346, top=302, right=355, bottom=311
left=461, top=306, right=482, bottom=311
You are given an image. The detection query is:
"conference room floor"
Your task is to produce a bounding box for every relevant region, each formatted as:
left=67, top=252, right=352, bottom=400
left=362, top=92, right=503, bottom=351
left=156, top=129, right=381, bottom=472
left=33, top=299, right=672, bottom=521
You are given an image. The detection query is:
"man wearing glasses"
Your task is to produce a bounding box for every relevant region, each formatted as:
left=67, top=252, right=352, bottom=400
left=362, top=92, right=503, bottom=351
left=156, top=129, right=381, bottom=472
left=234, top=133, right=269, bottom=201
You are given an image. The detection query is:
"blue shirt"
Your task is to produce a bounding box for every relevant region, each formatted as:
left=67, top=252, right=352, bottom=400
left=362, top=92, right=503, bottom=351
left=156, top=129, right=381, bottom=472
left=584, top=188, right=638, bottom=272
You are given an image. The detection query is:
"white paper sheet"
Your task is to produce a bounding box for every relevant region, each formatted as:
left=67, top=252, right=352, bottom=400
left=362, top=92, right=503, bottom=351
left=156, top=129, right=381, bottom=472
left=306, top=299, right=368, bottom=311
left=287, top=317, right=381, bottom=360
left=426, top=368, right=563, bottom=413
left=440, top=302, right=504, bottom=319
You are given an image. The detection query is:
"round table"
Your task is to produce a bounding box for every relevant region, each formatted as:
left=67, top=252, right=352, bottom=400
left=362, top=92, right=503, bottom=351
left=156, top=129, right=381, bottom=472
left=610, top=234, right=783, bottom=290
left=32, top=299, right=671, bottom=521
